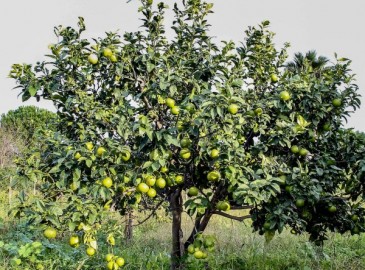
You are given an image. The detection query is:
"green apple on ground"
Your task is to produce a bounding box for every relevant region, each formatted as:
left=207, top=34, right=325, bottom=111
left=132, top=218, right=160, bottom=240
left=203, top=237, right=215, bottom=248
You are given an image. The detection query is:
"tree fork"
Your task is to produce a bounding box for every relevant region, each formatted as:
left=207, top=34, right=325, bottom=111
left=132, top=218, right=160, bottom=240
left=184, top=184, right=226, bottom=249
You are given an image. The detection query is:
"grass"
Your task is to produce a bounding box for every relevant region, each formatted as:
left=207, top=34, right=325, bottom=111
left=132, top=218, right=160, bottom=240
left=0, top=190, right=364, bottom=270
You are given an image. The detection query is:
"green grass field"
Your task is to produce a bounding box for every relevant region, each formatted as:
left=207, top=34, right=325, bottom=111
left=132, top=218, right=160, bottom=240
left=1, top=188, right=364, bottom=270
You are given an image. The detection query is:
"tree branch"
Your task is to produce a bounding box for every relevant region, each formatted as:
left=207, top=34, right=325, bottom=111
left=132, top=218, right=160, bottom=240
left=229, top=205, right=253, bottom=210
left=212, top=211, right=251, bottom=222
left=134, top=199, right=165, bottom=226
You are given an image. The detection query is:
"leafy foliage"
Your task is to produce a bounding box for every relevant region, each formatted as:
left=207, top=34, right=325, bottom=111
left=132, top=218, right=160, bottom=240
left=0, top=106, right=57, bottom=146
left=8, top=0, right=365, bottom=267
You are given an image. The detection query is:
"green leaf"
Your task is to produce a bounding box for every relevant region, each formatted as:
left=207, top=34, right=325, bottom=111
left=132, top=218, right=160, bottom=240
left=73, top=169, right=81, bottom=181
left=49, top=165, right=60, bottom=174
left=86, top=159, right=92, bottom=168
left=143, top=161, right=153, bottom=169
left=169, top=85, right=177, bottom=95
left=164, top=134, right=179, bottom=146
left=147, top=62, right=155, bottom=73
left=28, top=84, right=37, bottom=96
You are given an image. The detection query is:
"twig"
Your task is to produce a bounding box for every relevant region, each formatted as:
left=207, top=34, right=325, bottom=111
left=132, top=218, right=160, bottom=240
left=134, top=200, right=165, bottom=226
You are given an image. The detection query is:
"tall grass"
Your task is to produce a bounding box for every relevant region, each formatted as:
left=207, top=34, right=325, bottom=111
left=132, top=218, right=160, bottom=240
left=0, top=195, right=364, bottom=269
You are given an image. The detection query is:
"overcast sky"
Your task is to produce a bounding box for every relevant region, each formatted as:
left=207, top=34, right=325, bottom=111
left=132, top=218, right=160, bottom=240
left=1, top=0, right=364, bottom=131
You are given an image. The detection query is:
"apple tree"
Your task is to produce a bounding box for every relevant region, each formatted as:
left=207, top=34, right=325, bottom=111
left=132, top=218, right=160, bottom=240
left=10, top=0, right=364, bottom=269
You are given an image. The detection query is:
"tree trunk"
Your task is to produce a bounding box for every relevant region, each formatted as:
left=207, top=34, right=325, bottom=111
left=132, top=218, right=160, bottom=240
left=124, top=210, right=133, bottom=242
left=170, top=188, right=184, bottom=270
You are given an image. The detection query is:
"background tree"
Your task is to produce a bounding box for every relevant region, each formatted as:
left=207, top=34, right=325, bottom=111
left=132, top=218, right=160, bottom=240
left=9, top=0, right=364, bottom=269
left=0, top=105, right=57, bottom=147
left=0, top=106, right=56, bottom=195
left=286, top=50, right=329, bottom=73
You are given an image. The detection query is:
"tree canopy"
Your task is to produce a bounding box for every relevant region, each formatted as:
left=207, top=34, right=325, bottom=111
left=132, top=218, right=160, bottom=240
left=9, top=0, right=364, bottom=268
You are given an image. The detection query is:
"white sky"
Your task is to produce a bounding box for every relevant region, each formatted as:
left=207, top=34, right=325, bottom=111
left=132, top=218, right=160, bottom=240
left=1, top=0, right=364, bottom=131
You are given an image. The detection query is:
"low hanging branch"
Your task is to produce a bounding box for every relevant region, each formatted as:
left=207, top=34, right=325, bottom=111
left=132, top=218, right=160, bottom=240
left=229, top=205, right=253, bottom=210
left=212, top=210, right=251, bottom=222
left=134, top=199, right=165, bottom=226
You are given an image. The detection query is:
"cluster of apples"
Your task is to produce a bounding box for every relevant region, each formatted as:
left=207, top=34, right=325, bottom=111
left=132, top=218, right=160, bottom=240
left=187, top=234, right=215, bottom=260
left=73, top=142, right=108, bottom=161
left=136, top=174, right=167, bottom=198
left=290, top=145, right=308, bottom=157
left=88, top=47, right=118, bottom=65
left=73, top=142, right=132, bottom=191
left=43, top=227, right=127, bottom=267
left=105, top=254, right=125, bottom=269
